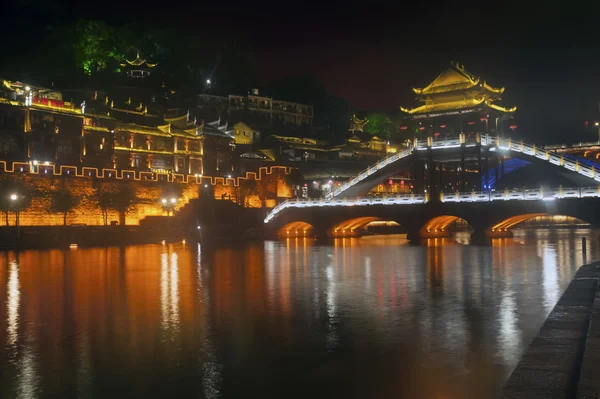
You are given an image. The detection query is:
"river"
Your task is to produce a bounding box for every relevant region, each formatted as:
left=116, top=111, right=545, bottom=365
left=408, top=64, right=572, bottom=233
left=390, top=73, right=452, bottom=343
left=1, top=229, right=598, bottom=398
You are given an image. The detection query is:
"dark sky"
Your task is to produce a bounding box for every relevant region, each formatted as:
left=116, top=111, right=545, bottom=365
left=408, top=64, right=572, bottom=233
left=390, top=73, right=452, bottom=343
left=4, top=0, right=600, bottom=143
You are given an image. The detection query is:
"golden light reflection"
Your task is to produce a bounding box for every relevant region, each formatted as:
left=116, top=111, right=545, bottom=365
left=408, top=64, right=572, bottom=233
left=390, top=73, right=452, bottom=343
left=160, top=250, right=180, bottom=332
left=7, top=259, right=20, bottom=347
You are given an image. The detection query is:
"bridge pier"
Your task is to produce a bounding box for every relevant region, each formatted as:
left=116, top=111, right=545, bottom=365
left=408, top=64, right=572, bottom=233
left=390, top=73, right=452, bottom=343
left=413, top=156, right=425, bottom=193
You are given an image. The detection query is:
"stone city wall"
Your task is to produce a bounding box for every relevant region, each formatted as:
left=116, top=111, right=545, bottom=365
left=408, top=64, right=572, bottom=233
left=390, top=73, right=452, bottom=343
left=0, top=163, right=294, bottom=226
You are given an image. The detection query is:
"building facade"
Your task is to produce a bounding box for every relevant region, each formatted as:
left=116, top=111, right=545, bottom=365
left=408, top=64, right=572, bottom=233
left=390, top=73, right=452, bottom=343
left=198, top=91, right=314, bottom=129
left=400, top=62, right=516, bottom=137
left=0, top=79, right=235, bottom=177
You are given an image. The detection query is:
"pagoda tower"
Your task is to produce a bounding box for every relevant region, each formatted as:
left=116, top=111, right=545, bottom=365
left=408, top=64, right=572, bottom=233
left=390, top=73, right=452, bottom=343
left=400, top=62, right=516, bottom=137
left=120, top=51, right=157, bottom=79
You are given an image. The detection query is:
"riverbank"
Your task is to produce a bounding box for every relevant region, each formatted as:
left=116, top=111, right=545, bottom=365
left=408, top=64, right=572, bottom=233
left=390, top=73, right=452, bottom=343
left=0, top=225, right=186, bottom=250
left=502, top=261, right=600, bottom=398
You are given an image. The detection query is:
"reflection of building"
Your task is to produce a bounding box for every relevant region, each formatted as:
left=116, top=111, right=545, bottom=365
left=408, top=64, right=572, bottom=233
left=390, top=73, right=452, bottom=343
left=400, top=62, right=516, bottom=137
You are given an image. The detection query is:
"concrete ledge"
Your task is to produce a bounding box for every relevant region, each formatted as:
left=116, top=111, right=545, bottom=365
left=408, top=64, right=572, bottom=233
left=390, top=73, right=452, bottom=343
left=577, top=272, right=600, bottom=398
left=502, top=262, right=600, bottom=399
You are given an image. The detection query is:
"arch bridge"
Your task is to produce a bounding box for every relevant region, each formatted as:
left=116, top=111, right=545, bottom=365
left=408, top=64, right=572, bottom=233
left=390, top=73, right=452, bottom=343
left=329, top=134, right=600, bottom=199
left=266, top=189, right=600, bottom=242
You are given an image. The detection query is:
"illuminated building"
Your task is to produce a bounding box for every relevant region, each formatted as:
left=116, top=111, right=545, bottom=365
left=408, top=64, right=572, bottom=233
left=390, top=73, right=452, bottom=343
left=348, top=114, right=368, bottom=133
left=119, top=51, right=157, bottom=79
left=338, top=134, right=388, bottom=162
left=264, top=135, right=336, bottom=162
left=0, top=78, right=236, bottom=176
left=197, top=90, right=314, bottom=129
left=400, top=62, right=516, bottom=137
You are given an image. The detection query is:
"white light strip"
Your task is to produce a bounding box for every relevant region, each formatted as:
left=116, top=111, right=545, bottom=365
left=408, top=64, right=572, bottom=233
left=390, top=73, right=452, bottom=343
left=265, top=186, right=600, bottom=223
left=331, top=134, right=600, bottom=200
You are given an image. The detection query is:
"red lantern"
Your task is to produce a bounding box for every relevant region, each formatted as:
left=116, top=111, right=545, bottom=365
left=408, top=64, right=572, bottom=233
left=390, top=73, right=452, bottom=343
left=440, top=124, right=447, bottom=128
left=400, top=126, right=408, bottom=130
left=509, top=124, right=518, bottom=131
left=468, top=121, right=475, bottom=125
left=434, top=132, right=440, bottom=137
left=419, top=126, right=425, bottom=131
left=389, top=179, right=393, bottom=185
left=480, top=117, right=488, bottom=121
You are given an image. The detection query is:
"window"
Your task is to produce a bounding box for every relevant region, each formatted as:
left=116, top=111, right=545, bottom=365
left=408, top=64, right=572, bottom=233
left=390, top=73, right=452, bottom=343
left=57, top=140, right=72, bottom=155
left=0, top=139, right=18, bottom=153
left=132, top=154, right=144, bottom=168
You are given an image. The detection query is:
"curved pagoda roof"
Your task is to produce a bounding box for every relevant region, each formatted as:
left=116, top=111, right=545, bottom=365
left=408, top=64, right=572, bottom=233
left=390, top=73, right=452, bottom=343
left=412, top=62, right=504, bottom=96
left=120, top=51, right=157, bottom=68
left=400, top=96, right=516, bottom=117
left=400, top=62, right=516, bottom=117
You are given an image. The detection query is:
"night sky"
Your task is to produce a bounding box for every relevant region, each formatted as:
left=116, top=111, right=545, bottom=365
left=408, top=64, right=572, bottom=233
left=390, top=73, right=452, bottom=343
left=4, top=0, right=600, bottom=144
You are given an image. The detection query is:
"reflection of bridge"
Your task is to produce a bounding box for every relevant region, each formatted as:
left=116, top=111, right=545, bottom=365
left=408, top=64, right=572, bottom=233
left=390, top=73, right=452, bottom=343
left=264, top=134, right=600, bottom=242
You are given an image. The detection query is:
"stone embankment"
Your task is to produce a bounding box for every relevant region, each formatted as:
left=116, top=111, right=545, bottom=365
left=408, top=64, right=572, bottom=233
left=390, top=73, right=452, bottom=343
left=502, top=262, right=600, bottom=398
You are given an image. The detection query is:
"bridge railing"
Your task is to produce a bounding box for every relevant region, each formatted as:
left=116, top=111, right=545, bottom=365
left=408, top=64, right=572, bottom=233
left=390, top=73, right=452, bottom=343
left=544, top=141, right=600, bottom=150
left=327, top=134, right=600, bottom=201
left=264, top=193, right=427, bottom=223
left=265, top=187, right=600, bottom=223
left=329, top=147, right=413, bottom=199
left=482, top=134, right=600, bottom=183
left=440, top=187, right=600, bottom=202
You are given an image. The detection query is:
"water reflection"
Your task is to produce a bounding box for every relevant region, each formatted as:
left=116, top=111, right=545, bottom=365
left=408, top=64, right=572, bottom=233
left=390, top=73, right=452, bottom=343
left=6, top=258, right=19, bottom=347
left=160, top=251, right=180, bottom=333
left=0, top=229, right=598, bottom=398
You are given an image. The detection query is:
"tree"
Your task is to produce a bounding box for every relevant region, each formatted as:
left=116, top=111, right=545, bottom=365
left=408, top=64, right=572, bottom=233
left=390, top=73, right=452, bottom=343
left=237, top=179, right=260, bottom=207
left=317, top=96, right=350, bottom=141
left=50, top=187, right=79, bottom=226
left=0, top=177, right=32, bottom=226
left=73, top=20, right=126, bottom=76
left=213, top=43, right=260, bottom=95
left=270, top=75, right=328, bottom=105
left=110, top=185, right=137, bottom=226
left=364, top=112, right=397, bottom=140
left=94, top=189, right=112, bottom=226
left=269, top=75, right=351, bottom=139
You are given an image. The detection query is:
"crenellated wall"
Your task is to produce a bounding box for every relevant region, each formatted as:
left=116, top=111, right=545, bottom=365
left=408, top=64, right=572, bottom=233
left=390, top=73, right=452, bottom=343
left=0, top=163, right=294, bottom=226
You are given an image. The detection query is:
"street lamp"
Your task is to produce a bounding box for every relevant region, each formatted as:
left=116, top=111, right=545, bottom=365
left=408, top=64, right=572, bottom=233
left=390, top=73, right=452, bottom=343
left=595, top=122, right=599, bottom=143
left=9, top=193, right=20, bottom=239
left=161, top=197, right=178, bottom=216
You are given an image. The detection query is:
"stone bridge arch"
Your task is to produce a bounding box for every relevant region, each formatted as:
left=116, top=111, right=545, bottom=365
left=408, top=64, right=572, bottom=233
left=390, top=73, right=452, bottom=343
left=419, top=215, right=472, bottom=238
left=266, top=197, right=600, bottom=242
left=486, top=213, right=593, bottom=238
left=277, top=221, right=316, bottom=238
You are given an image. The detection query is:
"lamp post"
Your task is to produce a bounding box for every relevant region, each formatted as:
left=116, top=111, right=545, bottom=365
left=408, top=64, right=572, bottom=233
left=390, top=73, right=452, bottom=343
left=595, top=122, right=599, bottom=143
left=10, top=193, right=20, bottom=239
left=161, top=197, right=178, bottom=216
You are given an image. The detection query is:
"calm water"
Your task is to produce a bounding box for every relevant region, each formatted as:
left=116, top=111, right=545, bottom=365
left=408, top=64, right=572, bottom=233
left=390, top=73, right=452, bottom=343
left=1, top=229, right=599, bottom=398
